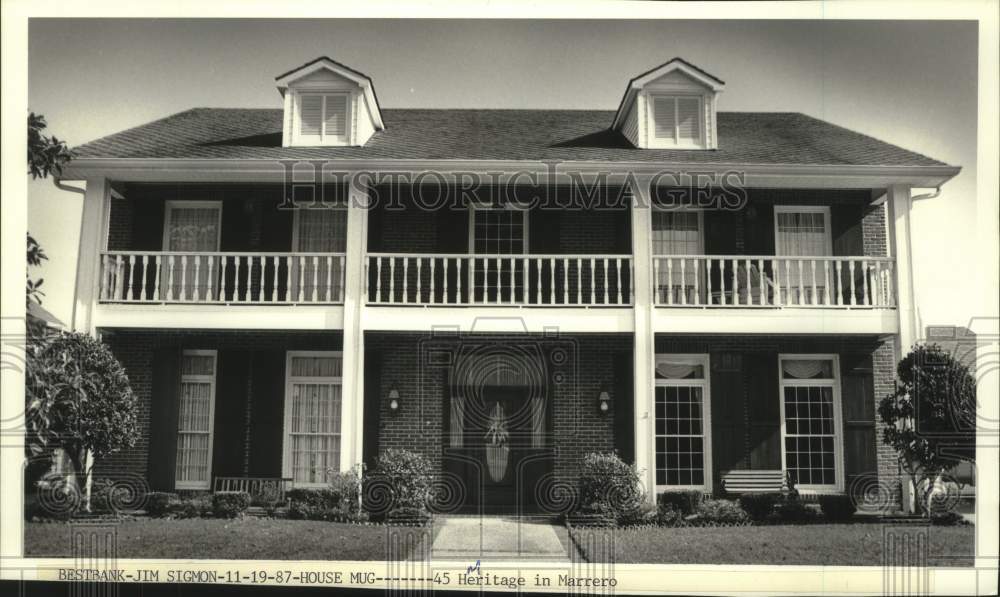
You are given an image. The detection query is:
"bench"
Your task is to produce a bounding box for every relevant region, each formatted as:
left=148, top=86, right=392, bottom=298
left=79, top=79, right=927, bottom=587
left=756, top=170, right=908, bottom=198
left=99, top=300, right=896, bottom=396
left=213, top=476, right=293, bottom=505
left=721, top=470, right=790, bottom=495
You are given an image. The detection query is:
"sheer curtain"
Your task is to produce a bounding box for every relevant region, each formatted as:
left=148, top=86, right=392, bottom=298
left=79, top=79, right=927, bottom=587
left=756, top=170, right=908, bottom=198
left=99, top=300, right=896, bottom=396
left=775, top=211, right=830, bottom=304
left=294, top=209, right=347, bottom=301
left=163, top=205, right=220, bottom=301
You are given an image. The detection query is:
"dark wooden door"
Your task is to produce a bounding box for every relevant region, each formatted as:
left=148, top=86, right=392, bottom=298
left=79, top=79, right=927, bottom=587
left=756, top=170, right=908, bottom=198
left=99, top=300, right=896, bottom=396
left=466, top=386, right=533, bottom=510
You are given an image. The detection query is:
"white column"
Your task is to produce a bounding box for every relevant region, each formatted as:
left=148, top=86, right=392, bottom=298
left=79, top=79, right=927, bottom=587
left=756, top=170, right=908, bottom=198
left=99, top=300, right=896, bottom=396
left=340, top=182, right=369, bottom=472
left=887, top=184, right=917, bottom=357
left=72, top=177, right=111, bottom=333
left=630, top=177, right=656, bottom=503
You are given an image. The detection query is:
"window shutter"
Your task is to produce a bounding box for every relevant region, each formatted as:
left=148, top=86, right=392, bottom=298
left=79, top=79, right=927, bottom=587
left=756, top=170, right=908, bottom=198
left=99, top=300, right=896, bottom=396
left=148, top=347, right=182, bottom=491
left=653, top=97, right=676, bottom=140
left=676, top=98, right=701, bottom=143
left=324, top=94, right=347, bottom=139
left=299, top=95, right=322, bottom=137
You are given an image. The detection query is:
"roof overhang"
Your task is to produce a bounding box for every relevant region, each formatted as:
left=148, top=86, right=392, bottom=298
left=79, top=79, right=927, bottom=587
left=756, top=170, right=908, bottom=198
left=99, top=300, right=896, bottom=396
left=274, top=57, right=384, bottom=130
left=612, top=58, right=726, bottom=130
left=58, top=158, right=961, bottom=190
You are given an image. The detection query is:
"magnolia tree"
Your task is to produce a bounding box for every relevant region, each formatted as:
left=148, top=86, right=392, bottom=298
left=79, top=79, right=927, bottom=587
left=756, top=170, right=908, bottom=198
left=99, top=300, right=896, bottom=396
left=25, top=333, right=138, bottom=512
left=878, top=344, right=976, bottom=516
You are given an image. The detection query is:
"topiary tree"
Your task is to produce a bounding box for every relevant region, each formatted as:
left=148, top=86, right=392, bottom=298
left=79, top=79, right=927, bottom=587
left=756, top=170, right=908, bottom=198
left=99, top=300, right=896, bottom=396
left=878, top=344, right=976, bottom=516
left=25, top=332, right=137, bottom=512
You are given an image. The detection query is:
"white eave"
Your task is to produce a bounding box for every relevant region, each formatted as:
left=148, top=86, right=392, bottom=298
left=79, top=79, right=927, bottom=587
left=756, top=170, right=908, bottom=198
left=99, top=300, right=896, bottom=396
left=274, top=57, right=385, bottom=131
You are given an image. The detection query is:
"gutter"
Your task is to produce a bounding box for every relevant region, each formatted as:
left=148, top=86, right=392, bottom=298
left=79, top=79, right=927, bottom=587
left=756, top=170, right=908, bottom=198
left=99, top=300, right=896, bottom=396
left=54, top=178, right=87, bottom=332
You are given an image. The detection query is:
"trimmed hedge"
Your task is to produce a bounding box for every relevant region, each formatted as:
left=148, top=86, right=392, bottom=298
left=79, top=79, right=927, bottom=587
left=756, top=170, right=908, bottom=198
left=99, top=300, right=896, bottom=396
left=145, top=492, right=176, bottom=518
left=818, top=495, right=857, bottom=521
left=212, top=492, right=251, bottom=518
left=696, top=499, right=748, bottom=524
left=774, top=497, right=813, bottom=522
left=576, top=453, right=643, bottom=525
left=738, top=493, right=782, bottom=521
left=366, top=449, right=433, bottom=522
left=656, top=490, right=703, bottom=516
left=287, top=488, right=341, bottom=521
left=171, top=494, right=212, bottom=518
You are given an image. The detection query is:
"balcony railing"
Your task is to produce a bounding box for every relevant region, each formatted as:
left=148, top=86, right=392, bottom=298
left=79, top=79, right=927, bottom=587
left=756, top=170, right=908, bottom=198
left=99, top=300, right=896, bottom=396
left=366, top=253, right=633, bottom=306
left=652, top=255, right=895, bottom=308
left=99, top=251, right=346, bottom=304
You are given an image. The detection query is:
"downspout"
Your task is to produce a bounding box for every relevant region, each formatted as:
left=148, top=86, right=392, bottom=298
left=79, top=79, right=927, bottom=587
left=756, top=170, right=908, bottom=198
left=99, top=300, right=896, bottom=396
left=53, top=178, right=87, bottom=332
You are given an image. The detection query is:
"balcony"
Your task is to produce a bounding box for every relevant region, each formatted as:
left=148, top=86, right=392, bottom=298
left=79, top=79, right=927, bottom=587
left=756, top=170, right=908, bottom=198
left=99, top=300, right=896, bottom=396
left=652, top=255, right=895, bottom=308
left=99, top=251, right=346, bottom=304
left=366, top=253, right=633, bottom=306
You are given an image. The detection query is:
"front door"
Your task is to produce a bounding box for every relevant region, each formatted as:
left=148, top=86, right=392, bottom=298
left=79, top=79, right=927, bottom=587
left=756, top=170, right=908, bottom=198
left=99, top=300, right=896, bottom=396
left=448, top=385, right=546, bottom=513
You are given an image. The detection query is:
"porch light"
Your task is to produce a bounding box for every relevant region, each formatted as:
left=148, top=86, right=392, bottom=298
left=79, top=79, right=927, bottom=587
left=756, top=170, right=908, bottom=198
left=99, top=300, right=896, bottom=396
left=598, top=390, right=611, bottom=415
left=388, top=388, right=400, bottom=413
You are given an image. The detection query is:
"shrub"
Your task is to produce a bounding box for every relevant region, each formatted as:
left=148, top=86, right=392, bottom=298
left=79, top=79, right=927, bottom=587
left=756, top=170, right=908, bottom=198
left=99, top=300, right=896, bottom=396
left=366, top=449, right=433, bottom=521
left=656, top=490, right=703, bottom=517
left=618, top=499, right=659, bottom=527
left=575, top=453, right=642, bottom=525
left=818, top=494, right=857, bottom=521
left=567, top=502, right=618, bottom=527
left=656, top=505, right=685, bottom=526
left=774, top=497, right=813, bottom=522
left=212, top=492, right=251, bottom=518
left=146, top=492, right=175, bottom=517
left=696, top=499, right=748, bottom=524
left=287, top=488, right=341, bottom=521
left=328, top=470, right=362, bottom=514
left=170, top=494, right=212, bottom=519
left=930, top=511, right=966, bottom=526
left=738, top=492, right=782, bottom=521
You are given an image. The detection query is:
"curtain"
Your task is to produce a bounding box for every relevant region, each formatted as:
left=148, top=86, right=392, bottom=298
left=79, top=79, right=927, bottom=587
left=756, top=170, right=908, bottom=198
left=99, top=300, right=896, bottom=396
left=776, top=212, right=828, bottom=256
left=654, top=359, right=703, bottom=380
left=288, top=382, right=342, bottom=483
left=294, top=210, right=347, bottom=302
left=164, top=206, right=220, bottom=301
left=781, top=359, right=833, bottom=379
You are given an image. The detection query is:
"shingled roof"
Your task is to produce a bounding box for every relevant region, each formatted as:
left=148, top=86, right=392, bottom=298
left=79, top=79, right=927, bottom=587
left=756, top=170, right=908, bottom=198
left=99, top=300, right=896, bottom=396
left=72, top=108, right=949, bottom=167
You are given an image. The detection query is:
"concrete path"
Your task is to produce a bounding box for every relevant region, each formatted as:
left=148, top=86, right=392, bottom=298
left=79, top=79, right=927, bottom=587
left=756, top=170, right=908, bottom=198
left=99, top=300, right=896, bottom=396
left=431, top=516, right=570, bottom=561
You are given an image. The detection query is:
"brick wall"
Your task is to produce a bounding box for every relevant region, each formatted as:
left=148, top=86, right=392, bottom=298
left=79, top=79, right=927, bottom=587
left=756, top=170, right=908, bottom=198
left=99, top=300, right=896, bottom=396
left=106, top=198, right=135, bottom=251
left=862, top=203, right=888, bottom=256
left=98, top=330, right=342, bottom=482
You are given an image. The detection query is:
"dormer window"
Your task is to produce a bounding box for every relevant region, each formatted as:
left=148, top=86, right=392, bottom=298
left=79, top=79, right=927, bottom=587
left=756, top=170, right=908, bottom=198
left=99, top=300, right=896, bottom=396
left=612, top=58, right=723, bottom=150
left=298, top=92, right=350, bottom=144
left=651, top=95, right=703, bottom=147
left=276, top=57, right=384, bottom=148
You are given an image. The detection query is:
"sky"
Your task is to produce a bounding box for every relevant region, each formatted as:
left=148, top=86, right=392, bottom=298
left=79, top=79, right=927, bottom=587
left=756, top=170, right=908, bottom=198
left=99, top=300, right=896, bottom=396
left=27, top=18, right=980, bottom=329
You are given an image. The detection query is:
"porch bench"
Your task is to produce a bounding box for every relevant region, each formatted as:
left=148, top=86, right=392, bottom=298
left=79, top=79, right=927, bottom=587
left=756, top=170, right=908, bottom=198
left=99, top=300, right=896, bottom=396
left=721, top=470, right=790, bottom=495
left=213, top=476, right=293, bottom=506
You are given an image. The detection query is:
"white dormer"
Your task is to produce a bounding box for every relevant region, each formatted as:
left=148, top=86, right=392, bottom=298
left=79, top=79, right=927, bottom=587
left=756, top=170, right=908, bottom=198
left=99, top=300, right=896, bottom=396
left=275, top=57, right=385, bottom=147
left=612, top=58, right=724, bottom=150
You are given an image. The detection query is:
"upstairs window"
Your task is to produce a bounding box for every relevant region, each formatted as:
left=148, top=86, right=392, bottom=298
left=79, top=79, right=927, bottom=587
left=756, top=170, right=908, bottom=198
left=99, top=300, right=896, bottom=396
left=297, top=93, right=349, bottom=144
left=651, top=95, right=703, bottom=147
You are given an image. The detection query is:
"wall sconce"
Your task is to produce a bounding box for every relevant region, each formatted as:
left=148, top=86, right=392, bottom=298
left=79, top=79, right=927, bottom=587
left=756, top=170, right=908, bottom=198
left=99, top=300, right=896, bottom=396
left=598, top=390, right=611, bottom=415
left=388, top=388, right=400, bottom=414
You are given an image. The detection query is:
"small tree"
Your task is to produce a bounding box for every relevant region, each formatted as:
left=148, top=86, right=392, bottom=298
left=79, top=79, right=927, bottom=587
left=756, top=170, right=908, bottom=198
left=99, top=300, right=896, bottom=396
left=25, top=333, right=138, bottom=512
left=878, top=344, right=976, bottom=516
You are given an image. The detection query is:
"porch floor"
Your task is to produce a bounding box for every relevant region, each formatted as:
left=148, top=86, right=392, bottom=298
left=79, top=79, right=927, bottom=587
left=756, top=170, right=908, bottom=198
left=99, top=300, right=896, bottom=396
left=430, top=516, right=570, bottom=561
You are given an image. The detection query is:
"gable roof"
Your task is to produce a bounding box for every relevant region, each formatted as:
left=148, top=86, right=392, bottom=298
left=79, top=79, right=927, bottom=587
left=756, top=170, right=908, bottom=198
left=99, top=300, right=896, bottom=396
left=70, top=107, right=952, bottom=168
left=611, top=57, right=725, bottom=130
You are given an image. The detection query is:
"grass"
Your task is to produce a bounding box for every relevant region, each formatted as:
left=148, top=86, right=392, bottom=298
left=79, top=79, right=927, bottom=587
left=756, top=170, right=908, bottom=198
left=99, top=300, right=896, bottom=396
left=570, top=522, right=975, bottom=566
left=25, top=518, right=434, bottom=561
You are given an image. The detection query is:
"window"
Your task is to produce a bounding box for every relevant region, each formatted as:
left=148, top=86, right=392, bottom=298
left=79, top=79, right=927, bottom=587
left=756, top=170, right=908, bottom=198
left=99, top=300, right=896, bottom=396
left=651, top=95, right=703, bottom=146
left=469, top=205, right=528, bottom=302
left=283, top=351, right=343, bottom=486
left=654, top=354, right=712, bottom=490
left=297, top=93, right=349, bottom=144
left=162, top=201, right=222, bottom=301
left=774, top=206, right=833, bottom=304
left=652, top=209, right=704, bottom=303
left=292, top=207, right=348, bottom=302
left=779, top=355, right=843, bottom=491
left=175, top=350, right=217, bottom=489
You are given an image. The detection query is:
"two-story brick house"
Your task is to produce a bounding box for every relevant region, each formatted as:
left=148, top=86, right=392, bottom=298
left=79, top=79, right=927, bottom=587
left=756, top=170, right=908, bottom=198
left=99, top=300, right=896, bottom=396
left=57, top=57, right=960, bottom=512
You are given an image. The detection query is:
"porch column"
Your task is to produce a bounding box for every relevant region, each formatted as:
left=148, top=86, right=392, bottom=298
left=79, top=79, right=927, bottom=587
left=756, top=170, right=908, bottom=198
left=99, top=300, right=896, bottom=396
left=887, top=184, right=917, bottom=357
left=340, top=181, right=370, bottom=472
left=630, top=177, right=657, bottom=502
left=72, top=177, right=111, bottom=334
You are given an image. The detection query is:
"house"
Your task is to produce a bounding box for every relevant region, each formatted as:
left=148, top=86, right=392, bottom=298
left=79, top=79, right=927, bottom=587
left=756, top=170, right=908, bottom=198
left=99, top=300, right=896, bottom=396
left=56, top=56, right=961, bottom=512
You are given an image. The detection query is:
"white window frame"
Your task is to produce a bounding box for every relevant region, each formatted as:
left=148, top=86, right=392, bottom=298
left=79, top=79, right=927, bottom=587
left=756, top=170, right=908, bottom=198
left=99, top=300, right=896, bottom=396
left=162, top=200, right=223, bottom=252
left=777, top=353, right=845, bottom=494
left=291, top=205, right=349, bottom=252
left=174, top=349, right=218, bottom=490
left=773, top=205, right=833, bottom=257
left=293, top=91, right=352, bottom=146
left=653, top=353, right=713, bottom=493
left=648, top=92, right=706, bottom=149
left=468, top=203, right=530, bottom=255
left=282, top=350, right=345, bottom=488
left=651, top=206, right=705, bottom=256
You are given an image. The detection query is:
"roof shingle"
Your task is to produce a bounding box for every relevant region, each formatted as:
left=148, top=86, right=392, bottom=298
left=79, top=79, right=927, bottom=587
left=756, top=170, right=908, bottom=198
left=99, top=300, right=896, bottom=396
left=72, top=108, right=949, bottom=167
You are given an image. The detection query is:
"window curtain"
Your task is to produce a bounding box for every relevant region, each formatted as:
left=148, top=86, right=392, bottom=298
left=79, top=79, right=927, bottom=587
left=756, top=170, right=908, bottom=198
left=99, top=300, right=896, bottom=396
left=294, top=209, right=347, bottom=301
left=781, top=359, right=833, bottom=379
left=654, top=358, right=703, bottom=380
left=164, top=206, right=220, bottom=301
left=776, top=212, right=827, bottom=256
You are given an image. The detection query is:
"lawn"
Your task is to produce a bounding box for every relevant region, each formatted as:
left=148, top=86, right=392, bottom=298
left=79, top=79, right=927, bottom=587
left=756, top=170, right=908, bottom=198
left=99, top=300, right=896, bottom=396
left=570, top=523, right=975, bottom=567
left=25, top=518, right=435, bottom=561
